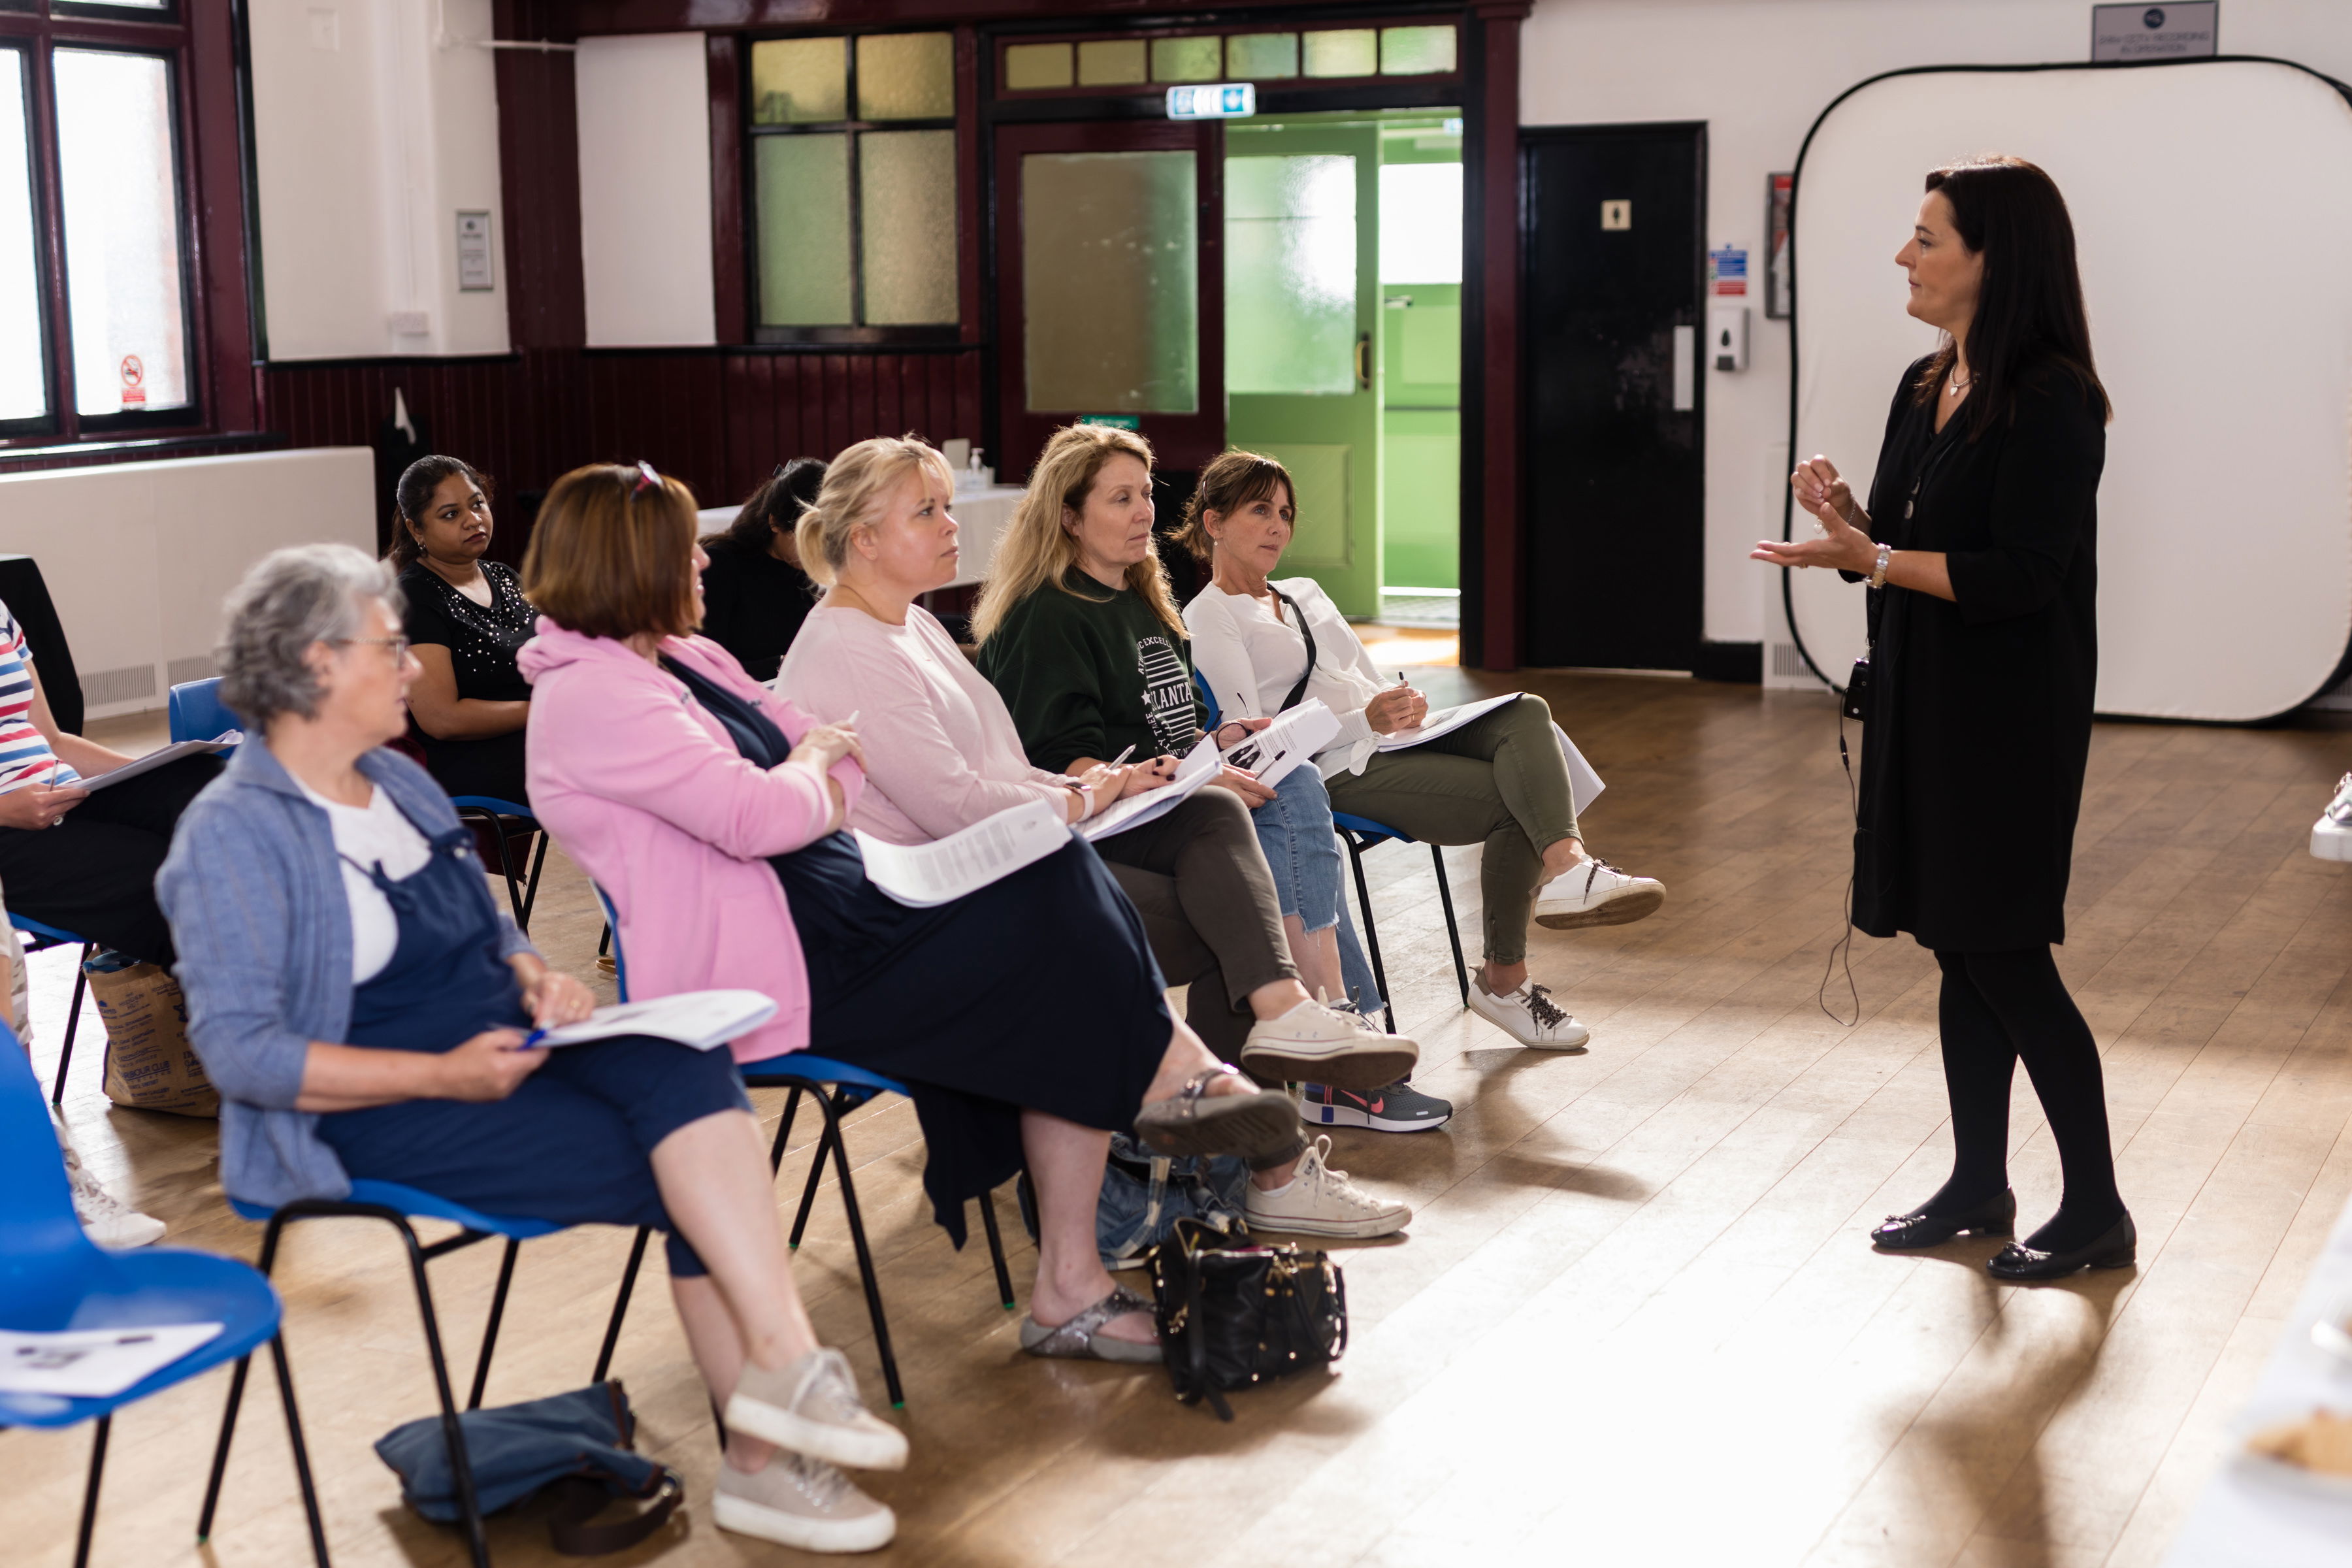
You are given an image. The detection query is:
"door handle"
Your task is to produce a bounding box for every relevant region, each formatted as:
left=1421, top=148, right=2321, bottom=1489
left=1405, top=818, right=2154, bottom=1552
left=1671, top=325, right=1695, bottom=412
left=1355, top=333, right=1371, bottom=391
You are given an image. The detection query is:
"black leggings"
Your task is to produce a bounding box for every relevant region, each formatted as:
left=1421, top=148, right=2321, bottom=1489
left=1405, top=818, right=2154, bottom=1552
left=1932, top=947, right=2123, bottom=1245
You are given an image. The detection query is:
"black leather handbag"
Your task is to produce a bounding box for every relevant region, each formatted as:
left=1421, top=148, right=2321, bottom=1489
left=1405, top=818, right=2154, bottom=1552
left=1143, top=1217, right=1348, bottom=1420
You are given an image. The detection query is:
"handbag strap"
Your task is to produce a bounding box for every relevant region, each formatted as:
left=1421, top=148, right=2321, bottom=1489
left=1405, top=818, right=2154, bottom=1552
left=544, top=1470, right=683, bottom=1556
left=1269, top=587, right=1318, bottom=714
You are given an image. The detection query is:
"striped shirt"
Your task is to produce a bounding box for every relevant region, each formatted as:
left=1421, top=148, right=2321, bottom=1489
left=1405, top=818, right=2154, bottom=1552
left=0, top=602, right=74, bottom=793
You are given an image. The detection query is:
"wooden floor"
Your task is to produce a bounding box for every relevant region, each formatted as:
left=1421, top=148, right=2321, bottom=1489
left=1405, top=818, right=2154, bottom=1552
left=14, top=673, right=2352, bottom=1568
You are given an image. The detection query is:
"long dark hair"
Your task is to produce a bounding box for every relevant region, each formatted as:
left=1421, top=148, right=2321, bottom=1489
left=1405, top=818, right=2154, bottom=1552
left=1174, top=449, right=1294, bottom=564
left=389, top=455, right=491, bottom=571
left=706, top=457, right=826, bottom=559
left=1912, top=156, right=2111, bottom=440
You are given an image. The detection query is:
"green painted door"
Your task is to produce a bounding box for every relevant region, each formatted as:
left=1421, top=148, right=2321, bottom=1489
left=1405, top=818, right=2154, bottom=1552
left=1382, top=282, right=1460, bottom=589
left=1224, top=123, right=1383, bottom=618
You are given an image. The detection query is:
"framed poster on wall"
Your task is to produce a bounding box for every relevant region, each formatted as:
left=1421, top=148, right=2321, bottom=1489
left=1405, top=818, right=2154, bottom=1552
left=1765, top=172, right=1793, bottom=319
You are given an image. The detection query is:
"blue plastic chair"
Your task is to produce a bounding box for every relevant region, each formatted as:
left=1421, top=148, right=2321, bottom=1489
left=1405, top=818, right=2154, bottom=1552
left=591, top=887, right=1015, bottom=1410
left=12, top=913, right=95, bottom=1105
left=448, top=796, right=549, bottom=933
left=1193, top=670, right=1469, bottom=1030
left=201, top=1181, right=642, bottom=1566
left=0, top=1025, right=325, bottom=1568
left=165, top=677, right=240, bottom=749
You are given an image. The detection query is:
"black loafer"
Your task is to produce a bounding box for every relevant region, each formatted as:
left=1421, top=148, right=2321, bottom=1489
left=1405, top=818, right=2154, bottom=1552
left=1987, top=1211, right=2135, bottom=1282
left=1869, top=1187, right=2016, bottom=1251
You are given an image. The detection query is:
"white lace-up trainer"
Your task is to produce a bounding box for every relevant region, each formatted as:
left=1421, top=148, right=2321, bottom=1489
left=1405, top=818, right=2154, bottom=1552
left=1467, top=977, right=1591, bottom=1051
left=724, top=1347, right=908, bottom=1472
left=1244, top=1134, right=1413, bottom=1238
left=1535, top=857, right=1666, bottom=930
left=59, top=1134, right=165, bottom=1249
left=1239, top=999, right=1418, bottom=1092
left=713, top=1452, right=896, bottom=1554
left=2314, top=773, right=2352, bottom=862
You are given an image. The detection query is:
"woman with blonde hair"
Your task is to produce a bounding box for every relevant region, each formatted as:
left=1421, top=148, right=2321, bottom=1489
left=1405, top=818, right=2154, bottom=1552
left=970, top=423, right=1427, bottom=1229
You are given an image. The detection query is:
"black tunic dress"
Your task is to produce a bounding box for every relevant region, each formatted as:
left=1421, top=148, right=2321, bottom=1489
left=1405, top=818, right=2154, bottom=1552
left=1852, top=356, right=2105, bottom=953
left=399, top=561, right=536, bottom=804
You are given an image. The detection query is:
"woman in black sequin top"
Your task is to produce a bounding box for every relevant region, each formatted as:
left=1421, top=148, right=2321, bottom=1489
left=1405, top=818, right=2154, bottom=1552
left=390, top=456, right=536, bottom=804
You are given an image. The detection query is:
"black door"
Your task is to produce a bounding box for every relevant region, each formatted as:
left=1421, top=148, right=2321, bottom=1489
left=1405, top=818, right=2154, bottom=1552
left=1522, top=124, right=1705, bottom=670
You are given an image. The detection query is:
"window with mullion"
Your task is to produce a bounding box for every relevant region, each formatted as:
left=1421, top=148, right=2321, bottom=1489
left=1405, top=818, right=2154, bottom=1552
left=747, top=31, right=959, bottom=344
left=0, top=43, right=54, bottom=434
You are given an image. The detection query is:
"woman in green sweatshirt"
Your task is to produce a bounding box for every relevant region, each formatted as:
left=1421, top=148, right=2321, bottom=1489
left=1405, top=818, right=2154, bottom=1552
left=975, top=423, right=1419, bottom=1239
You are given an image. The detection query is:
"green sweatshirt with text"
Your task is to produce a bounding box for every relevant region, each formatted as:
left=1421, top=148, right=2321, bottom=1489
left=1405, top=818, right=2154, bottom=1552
left=977, top=571, right=1208, bottom=774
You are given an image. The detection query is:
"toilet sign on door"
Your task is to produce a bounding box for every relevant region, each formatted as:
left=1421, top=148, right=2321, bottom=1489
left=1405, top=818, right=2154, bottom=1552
left=120, top=355, right=145, bottom=408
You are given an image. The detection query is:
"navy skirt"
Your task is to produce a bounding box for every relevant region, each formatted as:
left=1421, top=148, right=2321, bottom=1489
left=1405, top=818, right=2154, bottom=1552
left=771, top=833, right=1171, bottom=1245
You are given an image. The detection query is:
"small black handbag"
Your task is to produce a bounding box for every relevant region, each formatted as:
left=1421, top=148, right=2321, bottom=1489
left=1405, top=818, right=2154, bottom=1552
left=1143, top=1217, right=1348, bottom=1420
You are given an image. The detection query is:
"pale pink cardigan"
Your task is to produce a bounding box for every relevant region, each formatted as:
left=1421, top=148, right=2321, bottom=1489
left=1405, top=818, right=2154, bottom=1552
left=518, top=620, right=862, bottom=1064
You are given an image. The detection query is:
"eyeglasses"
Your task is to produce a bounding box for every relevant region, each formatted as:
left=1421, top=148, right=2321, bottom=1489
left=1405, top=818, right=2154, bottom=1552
left=633, top=460, right=662, bottom=494
left=333, top=636, right=411, bottom=661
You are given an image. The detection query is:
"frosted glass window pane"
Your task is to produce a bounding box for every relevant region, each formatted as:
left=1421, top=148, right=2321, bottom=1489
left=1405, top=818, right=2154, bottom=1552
left=751, top=38, right=846, bottom=125
left=1022, top=151, right=1196, bottom=413
left=1226, top=157, right=1355, bottom=395
left=1151, top=38, right=1221, bottom=84
left=0, top=52, right=44, bottom=423
left=1076, top=40, right=1148, bottom=87
left=54, top=50, right=188, bottom=417
left=857, top=33, right=953, bottom=120
left=1302, top=31, right=1377, bottom=79
left=755, top=134, right=852, bottom=325
left=1004, top=42, right=1072, bottom=91
left=1225, top=34, right=1299, bottom=80
left=1380, top=26, right=1458, bottom=76
left=860, top=131, right=956, bottom=324
left=1379, top=163, right=1462, bottom=283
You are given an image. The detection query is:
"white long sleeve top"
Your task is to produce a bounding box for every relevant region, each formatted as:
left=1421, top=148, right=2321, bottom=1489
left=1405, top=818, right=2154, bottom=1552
left=775, top=602, right=1073, bottom=845
left=1183, top=578, right=1391, bottom=779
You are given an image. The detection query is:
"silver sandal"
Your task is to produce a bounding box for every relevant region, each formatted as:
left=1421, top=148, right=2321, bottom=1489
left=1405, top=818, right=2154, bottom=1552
left=1018, top=1286, right=1163, bottom=1364
left=1132, top=1066, right=1301, bottom=1162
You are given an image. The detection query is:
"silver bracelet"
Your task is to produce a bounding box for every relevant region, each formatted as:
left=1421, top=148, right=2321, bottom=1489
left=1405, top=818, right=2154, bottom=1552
left=1869, top=542, right=1892, bottom=590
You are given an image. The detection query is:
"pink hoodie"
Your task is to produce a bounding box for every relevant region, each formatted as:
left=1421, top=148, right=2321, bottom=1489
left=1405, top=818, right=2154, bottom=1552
left=517, top=619, right=863, bottom=1064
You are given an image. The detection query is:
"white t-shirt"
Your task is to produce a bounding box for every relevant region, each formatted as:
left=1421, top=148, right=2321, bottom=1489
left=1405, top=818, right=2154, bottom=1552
left=1183, top=578, right=1392, bottom=779
left=297, top=780, right=433, bottom=984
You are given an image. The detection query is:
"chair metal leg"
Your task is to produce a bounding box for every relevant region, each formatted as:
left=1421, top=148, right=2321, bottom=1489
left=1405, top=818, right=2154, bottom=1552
left=389, top=1217, right=492, bottom=1568
left=769, top=1084, right=803, bottom=1175
left=1343, top=837, right=1399, bottom=1034
left=73, top=1413, right=108, bottom=1568
left=200, top=1209, right=295, bottom=1543
left=516, top=832, right=549, bottom=931
left=48, top=945, right=91, bottom=1105
left=268, top=1332, right=333, bottom=1567
left=466, top=1237, right=521, bottom=1410
left=593, top=1228, right=652, bottom=1384
left=789, top=1100, right=834, bottom=1249
left=823, top=1089, right=904, bottom=1408
left=1430, top=845, right=1471, bottom=1005
left=978, top=1188, right=1015, bottom=1310
left=481, top=813, right=526, bottom=926
left=597, top=921, right=612, bottom=958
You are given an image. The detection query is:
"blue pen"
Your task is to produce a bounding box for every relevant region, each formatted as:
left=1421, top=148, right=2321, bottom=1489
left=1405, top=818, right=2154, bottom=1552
left=518, top=1027, right=550, bottom=1051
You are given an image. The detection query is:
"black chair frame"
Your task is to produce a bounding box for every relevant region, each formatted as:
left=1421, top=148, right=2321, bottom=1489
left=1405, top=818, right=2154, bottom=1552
left=199, top=1200, right=637, bottom=1568
left=453, top=807, right=550, bottom=932
left=1339, top=828, right=1471, bottom=1034
left=597, top=1078, right=1015, bottom=1413
left=24, top=932, right=94, bottom=1106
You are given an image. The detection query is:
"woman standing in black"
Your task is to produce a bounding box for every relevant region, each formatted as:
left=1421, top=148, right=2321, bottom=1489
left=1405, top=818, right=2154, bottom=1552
left=1754, top=156, right=2128, bottom=1281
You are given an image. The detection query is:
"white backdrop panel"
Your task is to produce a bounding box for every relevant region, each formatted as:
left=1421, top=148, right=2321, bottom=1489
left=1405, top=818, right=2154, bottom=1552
left=1788, top=61, right=2352, bottom=721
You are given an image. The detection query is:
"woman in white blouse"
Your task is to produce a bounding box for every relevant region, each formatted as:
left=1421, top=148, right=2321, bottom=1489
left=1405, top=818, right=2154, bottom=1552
left=1180, top=450, right=1667, bottom=1051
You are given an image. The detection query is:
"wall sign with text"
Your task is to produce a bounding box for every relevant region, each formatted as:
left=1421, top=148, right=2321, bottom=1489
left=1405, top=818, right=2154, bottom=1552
left=2091, top=3, right=2217, bottom=63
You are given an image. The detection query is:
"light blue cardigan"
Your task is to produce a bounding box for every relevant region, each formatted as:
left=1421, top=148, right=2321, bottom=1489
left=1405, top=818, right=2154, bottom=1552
left=154, top=739, right=535, bottom=1208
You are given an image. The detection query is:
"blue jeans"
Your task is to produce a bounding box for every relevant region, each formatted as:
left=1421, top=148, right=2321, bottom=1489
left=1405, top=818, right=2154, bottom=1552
left=1250, top=768, right=1386, bottom=1019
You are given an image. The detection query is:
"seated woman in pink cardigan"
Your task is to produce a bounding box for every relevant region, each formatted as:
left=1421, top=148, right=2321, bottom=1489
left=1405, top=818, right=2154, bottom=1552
left=517, top=464, right=1300, bottom=1382
left=776, top=436, right=1416, bottom=1243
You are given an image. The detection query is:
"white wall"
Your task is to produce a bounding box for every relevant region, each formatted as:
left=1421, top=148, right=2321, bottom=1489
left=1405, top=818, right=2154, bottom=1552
left=1522, top=0, right=2352, bottom=645
left=0, top=451, right=374, bottom=718
left=248, top=0, right=510, bottom=360
left=576, top=34, right=717, bottom=348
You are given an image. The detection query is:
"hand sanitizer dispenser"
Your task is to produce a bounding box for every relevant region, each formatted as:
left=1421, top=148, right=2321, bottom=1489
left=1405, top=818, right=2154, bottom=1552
left=1710, top=305, right=1748, bottom=372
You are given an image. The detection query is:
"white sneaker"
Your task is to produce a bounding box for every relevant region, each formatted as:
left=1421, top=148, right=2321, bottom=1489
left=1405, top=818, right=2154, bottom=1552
left=725, top=1348, right=908, bottom=1472
left=1467, top=979, right=1590, bottom=1051
left=1245, top=1134, right=1412, bottom=1239
left=2315, top=774, right=2352, bottom=862
left=1238, top=1000, right=1418, bottom=1093
left=1534, top=857, right=1666, bottom=929
left=713, top=1452, right=896, bottom=1554
left=60, top=1135, right=165, bottom=1249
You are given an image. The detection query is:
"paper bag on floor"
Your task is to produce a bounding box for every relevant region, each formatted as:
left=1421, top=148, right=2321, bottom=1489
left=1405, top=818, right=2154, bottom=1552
left=90, top=956, right=218, bottom=1117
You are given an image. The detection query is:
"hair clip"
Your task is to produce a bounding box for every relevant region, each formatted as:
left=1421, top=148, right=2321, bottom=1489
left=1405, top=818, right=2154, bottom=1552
left=633, top=460, right=662, bottom=494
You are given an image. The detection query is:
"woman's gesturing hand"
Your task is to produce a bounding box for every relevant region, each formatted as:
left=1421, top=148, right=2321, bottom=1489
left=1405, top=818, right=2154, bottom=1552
left=1752, top=454, right=1877, bottom=573
left=789, top=721, right=866, bottom=776
left=1364, top=682, right=1426, bottom=735
left=434, top=1028, right=547, bottom=1102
